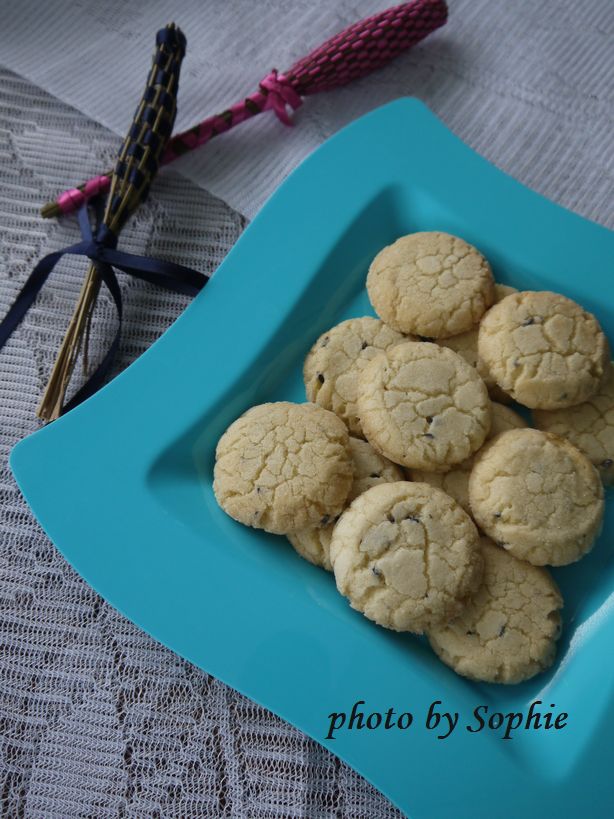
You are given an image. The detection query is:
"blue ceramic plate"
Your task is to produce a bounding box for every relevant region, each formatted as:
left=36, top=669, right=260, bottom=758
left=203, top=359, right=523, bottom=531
left=11, top=100, right=614, bottom=818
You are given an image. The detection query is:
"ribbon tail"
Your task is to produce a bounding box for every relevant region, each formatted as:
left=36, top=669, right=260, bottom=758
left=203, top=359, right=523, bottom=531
left=259, top=70, right=303, bottom=126
left=265, top=98, right=294, bottom=126
left=0, top=244, right=87, bottom=351
left=102, top=248, right=209, bottom=296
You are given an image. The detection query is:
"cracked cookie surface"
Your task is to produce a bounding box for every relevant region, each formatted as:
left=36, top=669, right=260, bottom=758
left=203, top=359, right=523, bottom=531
left=288, top=437, right=404, bottom=570
left=366, top=231, right=495, bottom=338
left=303, top=316, right=407, bottom=436
left=358, top=341, right=492, bottom=471
left=329, top=482, right=483, bottom=633
left=427, top=537, right=563, bottom=684
left=440, top=284, right=517, bottom=402
left=213, top=402, right=353, bottom=535
left=411, top=402, right=527, bottom=513
left=478, top=290, right=610, bottom=409
left=468, top=428, right=604, bottom=566
left=533, top=362, right=614, bottom=485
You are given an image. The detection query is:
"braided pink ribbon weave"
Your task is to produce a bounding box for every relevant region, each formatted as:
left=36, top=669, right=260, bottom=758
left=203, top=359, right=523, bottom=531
left=49, top=0, right=447, bottom=216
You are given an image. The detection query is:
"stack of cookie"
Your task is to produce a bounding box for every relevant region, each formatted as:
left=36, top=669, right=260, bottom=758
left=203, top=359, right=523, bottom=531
left=213, top=230, right=612, bottom=685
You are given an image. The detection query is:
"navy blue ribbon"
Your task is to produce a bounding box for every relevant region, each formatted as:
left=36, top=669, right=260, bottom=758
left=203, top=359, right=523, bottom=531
left=0, top=203, right=208, bottom=414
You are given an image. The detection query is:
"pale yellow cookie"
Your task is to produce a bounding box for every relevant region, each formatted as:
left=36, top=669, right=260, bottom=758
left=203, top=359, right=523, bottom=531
left=303, top=316, right=407, bottom=435
left=346, top=436, right=406, bottom=498
left=288, top=526, right=334, bottom=571
left=366, top=231, right=495, bottom=338
left=427, top=537, right=563, bottom=684
left=411, top=461, right=475, bottom=517
left=488, top=402, right=528, bottom=437
left=213, top=402, right=353, bottom=535
left=288, top=437, right=403, bottom=570
left=478, top=291, right=610, bottom=409
left=533, top=362, right=614, bottom=485
left=411, top=403, right=526, bottom=513
left=493, top=284, right=517, bottom=300
left=358, top=341, right=492, bottom=471
left=469, top=428, right=604, bottom=566
left=330, top=482, right=483, bottom=633
left=441, top=285, right=517, bottom=370
left=440, top=284, right=517, bottom=403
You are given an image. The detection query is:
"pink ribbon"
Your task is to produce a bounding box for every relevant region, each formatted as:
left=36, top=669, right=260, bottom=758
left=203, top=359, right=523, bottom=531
left=56, top=72, right=302, bottom=214
left=57, top=175, right=110, bottom=214
left=258, top=69, right=303, bottom=126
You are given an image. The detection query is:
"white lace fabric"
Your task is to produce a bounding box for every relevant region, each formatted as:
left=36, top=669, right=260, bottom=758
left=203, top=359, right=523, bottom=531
left=0, top=1, right=613, bottom=816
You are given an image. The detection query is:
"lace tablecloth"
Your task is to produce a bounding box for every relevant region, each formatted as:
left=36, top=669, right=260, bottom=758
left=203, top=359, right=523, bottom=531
left=1, top=2, right=613, bottom=816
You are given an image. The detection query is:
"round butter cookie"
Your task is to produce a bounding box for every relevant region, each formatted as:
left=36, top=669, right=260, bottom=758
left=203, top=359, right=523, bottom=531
left=329, top=482, right=483, bottom=633
left=468, top=428, right=604, bottom=566
left=303, top=316, right=407, bottom=436
left=288, top=437, right=403, bottom=570
left=288, top=526, right=335, bottom=572
left=213, top=402, right=353, bottom=535
left=427, top=537, right=563, bottom=684
left=358, top=341, right=492, bottom=471
left=347, top=435, right=406, bottom=499
left=478, top=291, right=609, bottom=409
left=440, top=284, right=517, bottom=403
left=366, top=231, right=495, bottom=338
left=533, top=362, right=614, bottom=485
left=411, top=402, right=526, bottom=513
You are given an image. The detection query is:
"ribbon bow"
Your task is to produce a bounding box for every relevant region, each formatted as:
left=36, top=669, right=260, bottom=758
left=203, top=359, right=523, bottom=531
left=259, top=69, right=303, bottom=126
left=0, top=203, right=208, bottom=415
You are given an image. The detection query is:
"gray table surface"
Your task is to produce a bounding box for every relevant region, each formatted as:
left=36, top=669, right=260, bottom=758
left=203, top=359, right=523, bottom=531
left=0, top=3, right=612, bottom=815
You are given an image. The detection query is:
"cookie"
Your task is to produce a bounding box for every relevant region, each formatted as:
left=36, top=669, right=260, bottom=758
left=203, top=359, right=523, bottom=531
left=478, top=291, right=610, bottom=409
left=213, top=402, right=353, bottom=535
left=487, top=402, right=528, bottom=437
left=288, top=526, right=334, bottom=571
left=358, top=341, right=492, bottom=471
left=440, top=284, right=517, bottom=403
left=492, top=284, right=517, bottom=301
left=303, top=316, right=407, bottom=436
left=533, top=362, right=614, bottom=485
left=346, top=436, right=406, bottom=498
left=366, top=231, right=495, bottom=338
left=288, top=437, right=403, bottom=570
left=468, top=428, right=604, bottom=565
left=411, top=403, right=527, bottom=513
left=440, top=285, right=517, bottom=370
left=427, top=537, right=563, bottom=684
left=330, top=481, right=483, bottom=633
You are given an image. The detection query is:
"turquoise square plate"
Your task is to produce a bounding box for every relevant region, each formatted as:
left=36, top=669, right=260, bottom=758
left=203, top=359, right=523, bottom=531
left=10, top=99, right=614, bottom=818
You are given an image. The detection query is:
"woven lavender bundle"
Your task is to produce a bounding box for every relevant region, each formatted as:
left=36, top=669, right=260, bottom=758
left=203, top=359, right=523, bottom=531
left=0, top=23, right=207, bottom=421
left=103, top=23, right=185, bottom=234
left=42, top=0, right=448, bottom=217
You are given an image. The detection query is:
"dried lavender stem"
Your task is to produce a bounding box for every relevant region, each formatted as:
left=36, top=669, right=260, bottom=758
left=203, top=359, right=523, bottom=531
left=36, top=262, right=100, bottom=420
